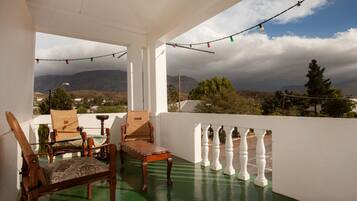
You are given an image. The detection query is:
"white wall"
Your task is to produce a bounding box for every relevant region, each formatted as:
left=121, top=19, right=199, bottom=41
left=159, top=112, right=357, bottom=201
left=0, top=0, right=35, bottom=200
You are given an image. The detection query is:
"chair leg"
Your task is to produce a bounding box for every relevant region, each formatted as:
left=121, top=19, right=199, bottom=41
left=167, top=157, right=173, bottom=186
left=48, top=154, right=54, bottom=163
left=87, top=184, right=92, bottom=200
left=119, top=149, right=125, bottom=170
left=109, top=179, right=116, bottom=201
left=27, top=193, right=38, bottom=201
left=142, top=160, right=148, bottom=191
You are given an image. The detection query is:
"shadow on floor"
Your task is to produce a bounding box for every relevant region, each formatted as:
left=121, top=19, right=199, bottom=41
left=39, top=154, right=295, bottom=201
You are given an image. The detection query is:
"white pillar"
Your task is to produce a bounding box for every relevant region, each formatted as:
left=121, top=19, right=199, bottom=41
left=147, top=42, right=168, bottom=115
left=141, top=42, right=168, bottom=146
left=210, top=125, right=222, bottom=171
left=201, top=124, right=210, bottom=167
left=224, top=126, right=235, bottom=175
left=237, top=128, right=250, bottom=181
left=127, top=44, right=143, bottom=110
left=254, top=130, right=268, bottom=187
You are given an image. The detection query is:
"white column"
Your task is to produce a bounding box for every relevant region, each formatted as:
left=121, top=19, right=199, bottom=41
left=210, top=125, right=222, bottom=171
left=237, top=128, right=250, bottom=180
left=143, top=42, right=168, bottom=146
left=142, top=47, right=150, bottom=110
left=127, top=44, right=143, bottom=111
left=148, top=42, right=168, bottom=115
left=201, top=124, right=210, bottom=167
left=224, top=126, right=235, bottom=175
left=254, top=130, right=268, bottom=187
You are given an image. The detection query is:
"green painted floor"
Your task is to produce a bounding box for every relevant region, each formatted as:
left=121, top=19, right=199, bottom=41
left=39, top=155, right=295, bottom=201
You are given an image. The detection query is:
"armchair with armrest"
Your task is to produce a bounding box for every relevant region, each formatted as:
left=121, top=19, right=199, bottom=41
left=5, top=112, right=116, bottom=201
left=49, top=109, right=110, bottom=162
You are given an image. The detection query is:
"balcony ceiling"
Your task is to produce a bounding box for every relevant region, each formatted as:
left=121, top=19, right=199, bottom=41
left=27, top=0, right=240, bottom=46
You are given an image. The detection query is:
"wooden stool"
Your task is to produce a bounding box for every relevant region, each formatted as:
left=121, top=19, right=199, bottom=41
left=120, top=141, right=173, bottom=191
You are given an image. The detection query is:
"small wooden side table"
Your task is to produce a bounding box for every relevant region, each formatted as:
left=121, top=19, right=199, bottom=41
left=120, top=140, right=173, bottom=191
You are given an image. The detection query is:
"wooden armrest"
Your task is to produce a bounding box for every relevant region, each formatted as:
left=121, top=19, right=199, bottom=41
left=121, top=123, right=128, bottom=130
left=89, top=143, right=116, bottom=151
left=77, top=126, right=84, bottom=132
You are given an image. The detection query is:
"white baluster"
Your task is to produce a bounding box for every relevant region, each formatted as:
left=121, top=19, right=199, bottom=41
left=201, top=124, right=210, bottom=167
left=254, top=130, right=268, bottom=187
left=224, top=126, right=235, bottom=175
left=237, top=128, right=250, bottom=180
left=210, top=125, right=222, bottom=171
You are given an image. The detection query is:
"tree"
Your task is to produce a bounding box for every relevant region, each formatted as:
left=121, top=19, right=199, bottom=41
left=39, top=87, right=74, bottom=114
left=191, top=77, right=261, bottom=114
left=322, top=89, right=355, bottom=117
left=167, top=84, right=179, bottom=112
left=261, top=91, right=308, bottom=116
left=305, top=59, right=332, bottom=115
left=189, top=77, right=235, bottom=100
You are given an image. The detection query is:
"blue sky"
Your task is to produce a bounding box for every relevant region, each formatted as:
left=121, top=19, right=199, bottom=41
left=36, top=0, right=357, bottom=91
left=266, top=0, right=357, bottom=38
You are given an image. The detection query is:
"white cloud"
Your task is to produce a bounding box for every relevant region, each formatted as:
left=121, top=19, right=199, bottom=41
left=167, top=29, right=357, bottom=90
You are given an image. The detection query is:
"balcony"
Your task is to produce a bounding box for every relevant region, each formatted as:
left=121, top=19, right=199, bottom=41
left=31, top=114, right=284, bottom=201
left=2, top=0, right=357, bottom=200
left=29, top=112, right=357, bottom=201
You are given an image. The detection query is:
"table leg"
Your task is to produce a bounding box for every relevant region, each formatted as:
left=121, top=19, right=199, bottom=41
left=142, top=160, right=148, bottom=191
left=167, top=157, right=173, bottom=185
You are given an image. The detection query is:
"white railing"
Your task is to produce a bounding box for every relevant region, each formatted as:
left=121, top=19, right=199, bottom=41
left=159, top=112, right=357, bottom=200
left=200, top=123, right=268, bottom=187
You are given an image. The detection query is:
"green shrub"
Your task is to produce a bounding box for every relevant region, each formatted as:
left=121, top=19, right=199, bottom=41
left=38, top=124, right=49, bottom=156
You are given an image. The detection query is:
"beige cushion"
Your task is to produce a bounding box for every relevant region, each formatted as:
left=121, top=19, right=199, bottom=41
left=43, top=157, right=108, bottom=184
left=121, top=141, right=169, bottom=157
left=51, top=109, right=80, bottom=141
left=125, top=111, right=151, bottom=141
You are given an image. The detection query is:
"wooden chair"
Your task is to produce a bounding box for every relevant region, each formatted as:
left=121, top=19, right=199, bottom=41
left=120, top=111, right=172, bottom=191
left=5, top=112, right=116, bottom=201
left=49, top=109, right=110, bottom=162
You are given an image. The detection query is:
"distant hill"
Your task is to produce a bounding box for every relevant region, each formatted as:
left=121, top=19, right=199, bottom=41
left=281, top=85, right=305, bottom=93
left=335, top=79, right=357, bottom=96
left=35, top=70, right=198, bottom=93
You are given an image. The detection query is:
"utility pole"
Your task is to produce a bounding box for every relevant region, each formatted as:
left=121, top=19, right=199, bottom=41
left=178, top=73, right=181, bottom=112
left=48, top=89, right=51, bottom=114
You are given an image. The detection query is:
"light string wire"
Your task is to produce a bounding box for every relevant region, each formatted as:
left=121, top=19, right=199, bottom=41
left=168, top=0, right=304, bottom=47
left=35, top=50, right=127, bottom=63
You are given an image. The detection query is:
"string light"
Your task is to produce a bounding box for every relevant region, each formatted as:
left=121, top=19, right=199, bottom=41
left=169, top=0, right=305, bottom=48
left=230, top=36, right=234, bottom=42
left=258, top=24, right=265, bottom=33
left=35, top=50, right=127, bottom=63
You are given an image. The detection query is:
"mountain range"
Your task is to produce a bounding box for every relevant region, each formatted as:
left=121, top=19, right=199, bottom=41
left=35, top=70, right=198, bottom=93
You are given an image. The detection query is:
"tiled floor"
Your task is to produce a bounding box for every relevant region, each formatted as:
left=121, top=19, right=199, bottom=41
left=39, top=154, right=294, bottom=201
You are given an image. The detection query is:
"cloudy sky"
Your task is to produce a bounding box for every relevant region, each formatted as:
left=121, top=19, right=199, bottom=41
left=36, top=0, right=357, bottom=91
